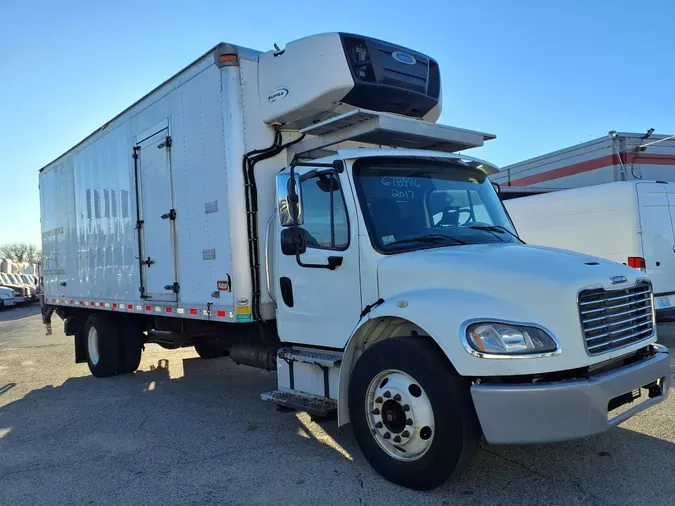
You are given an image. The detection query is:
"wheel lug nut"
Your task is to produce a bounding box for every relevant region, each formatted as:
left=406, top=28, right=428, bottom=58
left=375, top=396, right=383, bottom=404
left=383, top=391, right=391, bottom=398
left=406, top=418, right=413, bottom=426
left=402, top=430, right=410, bottom=438
left=403, top=404, right=410, bottom=412
left=393, top=435, right=401, bottom=443
left=375, top=422, right=383, bottom=429
left=383, top=432, right=391, bottom=439
left=372, top=408, right=380, bottom=415
left=393, top=393, right=401, bottom=401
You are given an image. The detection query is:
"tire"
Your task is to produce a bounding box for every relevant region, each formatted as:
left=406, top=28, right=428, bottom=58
left=348, top=336, right=481, bottom=491
left=117, top=320, right=143, bottom=375
left=84, top=313, right=121, bottom=378
left=194, top=340, right=227, bottom=359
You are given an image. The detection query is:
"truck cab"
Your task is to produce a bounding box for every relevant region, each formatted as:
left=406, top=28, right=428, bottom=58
left=269, top=146, right=669, bottom=489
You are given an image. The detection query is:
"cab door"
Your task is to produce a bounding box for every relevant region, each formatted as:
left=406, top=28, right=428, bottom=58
left=274, top=165, right=362, bottom=348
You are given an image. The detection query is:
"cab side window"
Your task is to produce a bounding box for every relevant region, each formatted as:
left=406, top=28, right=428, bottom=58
left=300, top=174, right=349, bottom=250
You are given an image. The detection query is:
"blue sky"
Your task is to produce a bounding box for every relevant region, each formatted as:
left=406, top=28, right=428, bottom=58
left=1, top=0, right=673, bottom=245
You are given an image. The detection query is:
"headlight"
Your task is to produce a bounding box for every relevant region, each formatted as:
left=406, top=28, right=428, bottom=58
left=465, top=322, right=558, bottom=355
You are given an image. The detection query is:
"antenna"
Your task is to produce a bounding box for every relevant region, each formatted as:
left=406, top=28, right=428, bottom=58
left=273, top=43, right=285, bottom=57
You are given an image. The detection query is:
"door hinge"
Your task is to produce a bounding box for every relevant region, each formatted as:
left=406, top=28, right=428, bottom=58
left=141, top=257, right=155, bottom=267
left=132, top=146, right=140, bottom=160
left=157, top=136, right=172, bottom=149
left=136, top=219, right=144, bottom=230
left=637, top=227, right=643, bottom=235
left=161, top=209, right=177, bottom=220
left=164, top=282, right=180, bottom=294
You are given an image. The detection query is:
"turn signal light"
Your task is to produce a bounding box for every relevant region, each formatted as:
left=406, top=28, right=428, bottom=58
left=627, top=257, right=646, bottom=270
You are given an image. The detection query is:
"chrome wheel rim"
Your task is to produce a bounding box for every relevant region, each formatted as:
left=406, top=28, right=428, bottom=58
left=365, top=369, right=435, bottom=461
left=87, top=327, right=100, bottom=365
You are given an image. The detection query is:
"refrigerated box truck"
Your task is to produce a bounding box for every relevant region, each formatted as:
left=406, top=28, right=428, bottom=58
left=39, top=33, right=670, bottom=490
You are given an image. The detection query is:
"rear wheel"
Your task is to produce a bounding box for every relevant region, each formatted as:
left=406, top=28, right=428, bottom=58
left=194, top=340, right=228, bottom=359
left=85, top=314, right=121, bottom=377
left=348, top=336, right=481, bottom=491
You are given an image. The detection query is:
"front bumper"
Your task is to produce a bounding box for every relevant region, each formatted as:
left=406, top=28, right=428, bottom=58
left=1, top=298, right=16, bottom=307
left=471, top=344, right=671, bottom=444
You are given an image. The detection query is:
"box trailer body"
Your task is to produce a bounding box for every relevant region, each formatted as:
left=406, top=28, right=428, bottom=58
left=492, top=132, right=675, bottom=190
left=39, top=33, right=669, bottom=490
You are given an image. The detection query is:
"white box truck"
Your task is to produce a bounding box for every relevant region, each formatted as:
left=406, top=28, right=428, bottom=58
left=505, top=181, right=675, bottom=319
left=39, top=33, right=670, bottom=490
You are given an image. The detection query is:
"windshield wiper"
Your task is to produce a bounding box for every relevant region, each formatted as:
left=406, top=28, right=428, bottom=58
left=386, top=234, right=468, bottom=247
left=468, top=224, right=525, bottom=243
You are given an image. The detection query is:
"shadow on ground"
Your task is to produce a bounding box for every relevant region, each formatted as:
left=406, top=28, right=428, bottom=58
left=1, top=353, right=674, bottom=505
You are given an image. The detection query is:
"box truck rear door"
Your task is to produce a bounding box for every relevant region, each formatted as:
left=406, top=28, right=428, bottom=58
left=637, top=182, right=675, bottom=304
left=135, top=128, right=178, bottom=302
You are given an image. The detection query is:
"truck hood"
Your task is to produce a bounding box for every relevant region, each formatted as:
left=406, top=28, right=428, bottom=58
left=378, top=243, right=642, bottom=296
left=376, top=243, right=647, bottom=325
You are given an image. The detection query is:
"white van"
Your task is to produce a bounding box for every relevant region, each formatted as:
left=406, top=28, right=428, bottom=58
left=504, top=181, right=675, bottom=318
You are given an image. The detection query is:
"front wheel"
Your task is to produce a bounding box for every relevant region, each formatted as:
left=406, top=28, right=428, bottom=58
left=348, top=336, right=481, bottom=490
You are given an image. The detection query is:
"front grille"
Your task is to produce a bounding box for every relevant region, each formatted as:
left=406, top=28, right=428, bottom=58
left=578, top=282, right=654, bottom=355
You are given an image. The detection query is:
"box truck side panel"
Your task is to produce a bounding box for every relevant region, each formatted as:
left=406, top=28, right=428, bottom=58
left=39, top=161, right=77, bottom=298
left=505, top=183, right=639, bottom=266
left=155, top=64, right=234, bottom=308
left=41, top=58, right=235, bottom=308
left=70, top=123, right=137, bottom=301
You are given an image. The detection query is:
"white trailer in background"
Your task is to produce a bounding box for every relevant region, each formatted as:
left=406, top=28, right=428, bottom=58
left=39, top=33, right=669, bottom=490
left=493, top=131, right=675, bottom=190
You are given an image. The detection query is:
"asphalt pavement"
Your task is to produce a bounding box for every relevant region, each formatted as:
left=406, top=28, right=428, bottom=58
left=1, top=305, right=675, bottom=505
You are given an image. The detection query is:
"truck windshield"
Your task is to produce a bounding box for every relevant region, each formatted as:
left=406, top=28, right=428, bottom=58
left=352, top=157, right=518, bottom=253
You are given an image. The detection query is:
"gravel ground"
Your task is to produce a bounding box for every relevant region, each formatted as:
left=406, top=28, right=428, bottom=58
left=1, top=305, right=675, bottom=505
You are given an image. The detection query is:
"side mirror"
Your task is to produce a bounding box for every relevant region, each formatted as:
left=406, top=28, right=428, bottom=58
left=280, top=228, right=307, bottom=256
left=276, top=173, right=304, bottom=227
